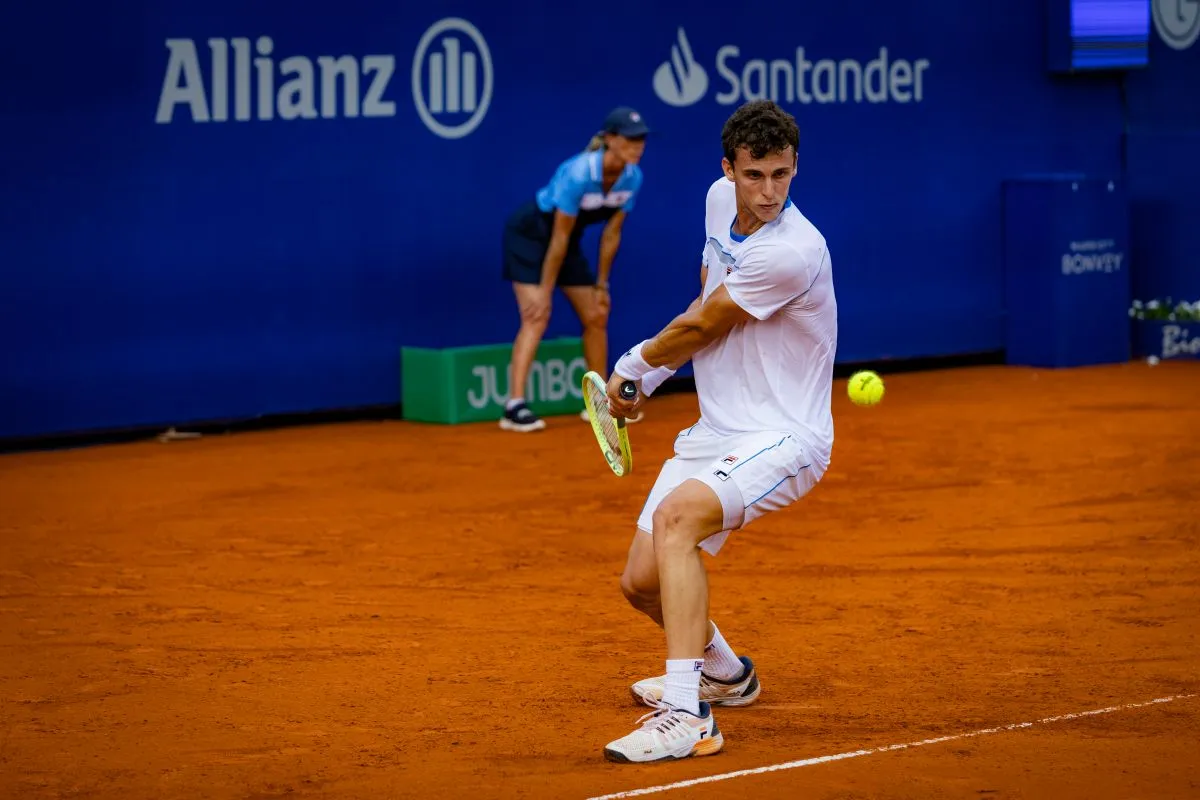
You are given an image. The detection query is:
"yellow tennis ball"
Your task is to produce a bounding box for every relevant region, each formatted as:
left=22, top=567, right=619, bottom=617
left=848, top=370, right=885, bottom=406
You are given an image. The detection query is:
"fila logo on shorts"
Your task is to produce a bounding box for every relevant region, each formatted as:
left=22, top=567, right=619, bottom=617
left=721, top=455, right=738, bottom=464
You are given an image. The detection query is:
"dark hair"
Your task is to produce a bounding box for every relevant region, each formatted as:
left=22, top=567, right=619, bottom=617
left=721, top=100, right=799, bottom=165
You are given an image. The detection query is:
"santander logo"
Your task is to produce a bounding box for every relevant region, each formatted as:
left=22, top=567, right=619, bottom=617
left=653, top=28, right=709, bottom=107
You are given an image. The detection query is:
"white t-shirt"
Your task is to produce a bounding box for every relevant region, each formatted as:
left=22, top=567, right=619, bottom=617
left=692, top=177, right=838, bottom=474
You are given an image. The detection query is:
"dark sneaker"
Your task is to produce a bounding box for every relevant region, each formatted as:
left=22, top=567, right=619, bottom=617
left=499, top=401, right=546, bottom=432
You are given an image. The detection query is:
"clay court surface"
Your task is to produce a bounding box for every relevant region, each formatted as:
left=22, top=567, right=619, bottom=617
left=1, top=362, right=1197, bottom=799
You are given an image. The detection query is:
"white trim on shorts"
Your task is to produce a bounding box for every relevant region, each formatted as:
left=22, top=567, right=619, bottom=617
left=636, top=422, right=822, bottom=555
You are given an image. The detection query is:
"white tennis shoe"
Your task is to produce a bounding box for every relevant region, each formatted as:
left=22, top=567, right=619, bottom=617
left=603, top=701, right=723, bottom=763
left=630, top=656, right=761, bottom=708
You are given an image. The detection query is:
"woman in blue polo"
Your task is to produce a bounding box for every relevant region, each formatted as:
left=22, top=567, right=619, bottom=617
left=500, top=107, right=648, bottom=432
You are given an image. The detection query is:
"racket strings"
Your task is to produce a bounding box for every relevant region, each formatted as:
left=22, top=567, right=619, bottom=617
left=583, top=381, right=621, bottom=452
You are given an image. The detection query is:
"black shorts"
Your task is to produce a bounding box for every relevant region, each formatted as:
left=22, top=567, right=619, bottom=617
left=501, top=200, right=595, bottom=286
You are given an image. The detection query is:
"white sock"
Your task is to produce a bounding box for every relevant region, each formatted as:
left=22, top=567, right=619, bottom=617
left=505, top=397, right=525, bottom=411
left=703, top=623, right=744, bottom=681
left=661, top=658, right=703, bottom=715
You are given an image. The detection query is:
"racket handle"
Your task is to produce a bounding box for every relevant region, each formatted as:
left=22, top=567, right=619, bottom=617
left=619, top=381, right=638, bottom=399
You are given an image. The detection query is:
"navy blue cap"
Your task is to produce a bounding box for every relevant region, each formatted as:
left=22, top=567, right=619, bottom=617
left=601, top=107, right=650, bottom=138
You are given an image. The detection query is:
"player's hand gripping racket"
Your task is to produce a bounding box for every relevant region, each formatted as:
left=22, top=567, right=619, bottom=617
left=581, top=371, right=638, bottom=477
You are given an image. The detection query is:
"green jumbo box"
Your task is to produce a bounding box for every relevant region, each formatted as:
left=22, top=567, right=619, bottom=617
left=401, top=337, right=588, bottom=424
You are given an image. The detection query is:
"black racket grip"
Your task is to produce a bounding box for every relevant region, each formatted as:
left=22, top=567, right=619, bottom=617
left=619, top=381, right=638, bottom=399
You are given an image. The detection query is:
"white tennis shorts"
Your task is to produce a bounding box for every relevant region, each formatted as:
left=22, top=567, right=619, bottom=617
left=636, top=422, right=822, bottom=556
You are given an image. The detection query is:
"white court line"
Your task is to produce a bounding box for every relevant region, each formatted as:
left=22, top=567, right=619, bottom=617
left=586, top=693, right=1196, bottom=800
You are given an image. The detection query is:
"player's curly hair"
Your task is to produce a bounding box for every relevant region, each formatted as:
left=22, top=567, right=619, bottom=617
left=721, top=100, right=799, bottom=165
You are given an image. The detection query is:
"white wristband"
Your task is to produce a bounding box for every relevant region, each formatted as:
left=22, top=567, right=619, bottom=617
left=641, top=365, right=677, bottom=396
left=613, top=341, right=655, bottom=381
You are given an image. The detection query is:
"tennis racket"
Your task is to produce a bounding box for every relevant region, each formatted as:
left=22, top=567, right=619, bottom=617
left=581, top=370, right=638, bottom=477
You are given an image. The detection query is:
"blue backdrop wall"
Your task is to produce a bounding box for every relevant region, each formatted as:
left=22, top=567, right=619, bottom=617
left=1123, top=9, right=1200, bottom=304
left=0, top=0, right=1194, bottom=439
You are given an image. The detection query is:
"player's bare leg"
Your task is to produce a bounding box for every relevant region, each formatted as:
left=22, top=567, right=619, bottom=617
left=605, top=479, right=735, bottom=762
left=619, top=531, right=665, bottom=626
left=621, top=525, right=761, bottom=708
left=622, top=533, right=730, bottom=641
left=652, top=480, right=724, bottom=668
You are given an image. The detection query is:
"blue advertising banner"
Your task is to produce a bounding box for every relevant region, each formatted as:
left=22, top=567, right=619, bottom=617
left=1124, top=1, right=1200, bottom=303
left=0, top=0, right=1137, bottom=438
left=1003, top=177, right=1131, bottom=367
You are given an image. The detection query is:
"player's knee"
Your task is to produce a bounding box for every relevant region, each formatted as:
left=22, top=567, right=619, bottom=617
left=651, top=503, right=699, bottom=555
left=619, top=570, right=658, bottom=609
left=651, top=503, right=680, bottom=536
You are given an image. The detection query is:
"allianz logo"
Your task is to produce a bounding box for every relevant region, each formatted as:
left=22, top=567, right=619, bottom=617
left=155, top=17, right=492, bottom=139
left=653, top=27, right=931, bottom=108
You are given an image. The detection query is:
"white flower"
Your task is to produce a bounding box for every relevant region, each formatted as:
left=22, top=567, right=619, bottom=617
left=1132, top=300, right=1144, bottom=309
left=1148, top=300, right=1161, bottom=309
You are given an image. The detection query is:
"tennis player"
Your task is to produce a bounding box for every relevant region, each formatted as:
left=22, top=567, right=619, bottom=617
left=499, top=107, right=648, bottom=432
left=601, top=99, right=838, bottom=763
